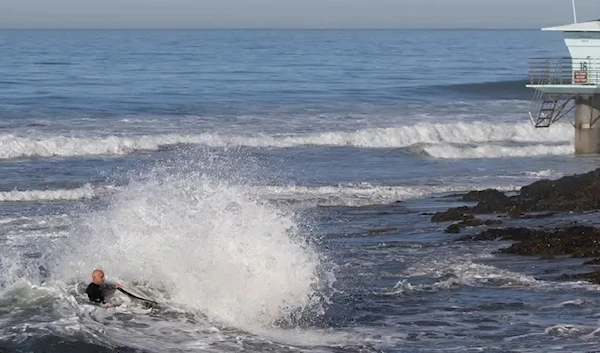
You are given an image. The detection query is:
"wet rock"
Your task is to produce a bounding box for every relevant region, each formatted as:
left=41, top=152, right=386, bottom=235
left=445, top=223, right=462, bottom=234
left=484, top=219, right=503, bottom=226
left=462, top=189, right=509, bottom=203
left=437, top=168, right=600, bottom=218
left=445, top=217, right=503, bottom=234
left=431, top=206, right=473, bottom=222
left=459, top=218, right=502, bottom=227
left=460, top=218, right=486, bottom=227
left=457, top=227, right=537, bottom=242
left=458, top=224, right=600, bottom=284
left=519, top=169, right=600, bottom=212
left=460, top=225, right=600, bottom=258
left=499, top=226, right=600, bottom=258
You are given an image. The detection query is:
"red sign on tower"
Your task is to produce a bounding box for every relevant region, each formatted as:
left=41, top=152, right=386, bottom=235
left=574, top=70, right=588, bottom=84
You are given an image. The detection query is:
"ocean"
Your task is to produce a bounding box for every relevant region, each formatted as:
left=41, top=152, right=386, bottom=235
left=1, top=29, right=600, bottom=353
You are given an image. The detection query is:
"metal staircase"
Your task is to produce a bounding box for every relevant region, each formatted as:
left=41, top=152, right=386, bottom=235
left=529, top=91, right=575, bottom=128
left=528, top=57, right=576, bottom=128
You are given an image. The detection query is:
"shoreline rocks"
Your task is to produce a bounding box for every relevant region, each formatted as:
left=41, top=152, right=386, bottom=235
left=456, top=225, right=600, bottom=283
left=458, top=226, right=600, bottom=258
left=432, top=168, right=600, bottom=284
left=444, top=218, right=502, bottom=234
left=432, top=168, right=600, bottom=222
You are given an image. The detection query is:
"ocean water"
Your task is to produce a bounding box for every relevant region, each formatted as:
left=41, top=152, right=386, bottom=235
left=1, top=29, right=600, bottom=353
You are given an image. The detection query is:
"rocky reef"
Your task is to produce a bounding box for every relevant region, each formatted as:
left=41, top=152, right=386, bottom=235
left=432, top=168, right=600, bottom=222
left=433, top=168, right=600, bottom=284
left=456, top=226, right=600, bottom=284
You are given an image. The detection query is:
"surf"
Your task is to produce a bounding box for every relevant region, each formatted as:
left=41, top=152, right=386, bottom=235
left=0, top=122, right=573, bottom=161
left=53, top=161, right=334, bottom=332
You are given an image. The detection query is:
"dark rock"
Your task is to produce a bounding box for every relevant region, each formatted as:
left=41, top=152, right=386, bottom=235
left=520, top=169, right=600, bottom=211
left=445, top=217, right=503, bottom=234
left=514, top=169, right=600, bottom=213
left=499, top=226, right=600, bottom=258
left=462, top=189, right=508, bottom=203
left=435, top=168, right=600, bottom=219
left=484, top=219, right=503, bottom=226
left=459, top=218, right=486, bottom=227
left=459, top=225, right=600, bottom=286
left=431, top=206, right=473, bottom=222
left=431, top=168, right=600, bottom=285
left=457, top=227, right=536, bottom=242
left=454, top=218, right=502, bottom=228
left=445, top=223, right=462, bottom=234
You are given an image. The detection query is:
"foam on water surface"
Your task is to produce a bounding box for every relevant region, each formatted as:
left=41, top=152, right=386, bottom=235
left=0, top=122, right=573, bottom=160
left=54, top=164, right=333, bottom=333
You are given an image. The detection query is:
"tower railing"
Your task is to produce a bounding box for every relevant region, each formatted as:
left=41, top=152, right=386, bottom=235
left=529, top=57, right=600, bottom=86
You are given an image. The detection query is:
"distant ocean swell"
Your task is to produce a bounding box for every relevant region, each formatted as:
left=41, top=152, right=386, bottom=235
left=412, top=79, right=533, bottom=100
left=0, top=122, right=572, bottom=161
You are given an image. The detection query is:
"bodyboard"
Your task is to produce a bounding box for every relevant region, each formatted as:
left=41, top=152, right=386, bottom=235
left=118, top=285, right=158, bottom=306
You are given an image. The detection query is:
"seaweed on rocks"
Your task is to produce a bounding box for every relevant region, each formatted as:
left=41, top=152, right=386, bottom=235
left=457, top=226, right=600, bottom=258
left=432, top=168, right=600, bottom=222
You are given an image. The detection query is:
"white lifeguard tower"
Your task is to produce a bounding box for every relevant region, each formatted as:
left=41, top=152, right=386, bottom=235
left=527, top=17, right=600, bottom=154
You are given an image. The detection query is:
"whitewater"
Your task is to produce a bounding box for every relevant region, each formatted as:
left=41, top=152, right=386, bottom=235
left=0, top=122, right=573, bottom=160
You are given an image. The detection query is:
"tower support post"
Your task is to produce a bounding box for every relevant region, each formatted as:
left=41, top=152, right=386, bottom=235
left=574, top=94, right=600, bottom=154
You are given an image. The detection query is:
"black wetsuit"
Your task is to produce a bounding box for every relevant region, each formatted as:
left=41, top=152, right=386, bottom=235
left=86, top=283, right=107, bottom=304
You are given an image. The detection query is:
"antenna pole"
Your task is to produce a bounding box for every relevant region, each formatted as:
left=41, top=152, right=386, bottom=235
left=572, top=0, right=578, bottom=23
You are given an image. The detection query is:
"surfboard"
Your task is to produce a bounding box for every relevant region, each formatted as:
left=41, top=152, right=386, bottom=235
left=117, top=285, right=158, bottom=306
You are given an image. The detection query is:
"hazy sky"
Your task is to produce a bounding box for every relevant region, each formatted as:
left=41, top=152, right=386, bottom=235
left=0, top=0, right=597, bottom=29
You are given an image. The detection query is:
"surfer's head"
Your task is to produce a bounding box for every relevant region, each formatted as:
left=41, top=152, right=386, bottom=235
left=91, top=269, right=105, bottom=285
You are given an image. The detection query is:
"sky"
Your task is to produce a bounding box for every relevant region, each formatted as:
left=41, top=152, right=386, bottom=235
left=0, top=0, right=597, bottom=29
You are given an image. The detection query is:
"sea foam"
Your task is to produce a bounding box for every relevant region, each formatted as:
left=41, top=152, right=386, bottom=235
left=0, top=122, right=572, bottom=160
left=56, top=168, right=332, bottom=330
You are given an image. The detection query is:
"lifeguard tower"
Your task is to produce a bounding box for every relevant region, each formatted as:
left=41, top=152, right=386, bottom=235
left=527, top=18, right=600, bottom=154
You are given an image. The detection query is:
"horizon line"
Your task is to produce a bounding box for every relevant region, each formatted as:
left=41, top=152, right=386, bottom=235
left=0, top=27, right=546, bottom=31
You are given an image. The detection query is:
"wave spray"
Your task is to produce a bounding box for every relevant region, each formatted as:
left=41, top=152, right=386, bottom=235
left=57, top=159, right=332, bottom=331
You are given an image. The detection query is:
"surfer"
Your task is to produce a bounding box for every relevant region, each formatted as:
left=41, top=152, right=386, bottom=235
left=85, top=269, right=121, bottom=307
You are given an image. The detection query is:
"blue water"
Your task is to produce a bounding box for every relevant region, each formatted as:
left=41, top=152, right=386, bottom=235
left=1, top=30, right=600, bottom=353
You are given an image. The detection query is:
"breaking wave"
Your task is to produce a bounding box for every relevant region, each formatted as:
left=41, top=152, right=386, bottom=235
left=55, top=168, right=332, bottom=331
left=0, top=122, right=572, bottom=160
